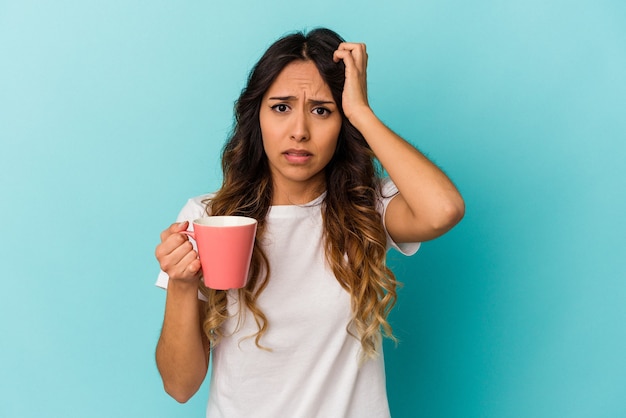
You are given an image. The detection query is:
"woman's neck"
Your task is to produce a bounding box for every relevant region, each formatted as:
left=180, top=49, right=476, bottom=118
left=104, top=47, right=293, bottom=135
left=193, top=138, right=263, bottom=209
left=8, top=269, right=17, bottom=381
left=271, top=179, right=326, bottom=206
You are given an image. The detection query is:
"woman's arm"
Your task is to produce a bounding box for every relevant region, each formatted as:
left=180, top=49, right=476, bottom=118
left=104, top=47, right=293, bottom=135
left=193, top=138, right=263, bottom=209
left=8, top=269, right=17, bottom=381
left=334, top=43, right=465, bottom=243
left=155, top=222, right=210, bottom=403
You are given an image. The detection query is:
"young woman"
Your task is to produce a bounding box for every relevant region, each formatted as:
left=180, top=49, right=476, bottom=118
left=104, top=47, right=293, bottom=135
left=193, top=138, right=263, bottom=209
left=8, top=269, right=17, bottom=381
left=155, top=28, right=464, bottom=417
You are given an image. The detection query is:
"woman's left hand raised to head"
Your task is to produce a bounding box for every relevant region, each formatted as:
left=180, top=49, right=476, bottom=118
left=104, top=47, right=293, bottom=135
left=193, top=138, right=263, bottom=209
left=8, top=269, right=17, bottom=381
left=333, top=40, right=465, bottom=244
left=333, top=42, right=372, bottom=122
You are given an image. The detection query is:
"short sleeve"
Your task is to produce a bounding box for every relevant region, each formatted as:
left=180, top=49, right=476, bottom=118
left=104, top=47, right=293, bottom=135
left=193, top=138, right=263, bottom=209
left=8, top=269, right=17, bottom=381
left=378, top=178, right=421, bottom=256
left=155, top=194, right=214, bottom=297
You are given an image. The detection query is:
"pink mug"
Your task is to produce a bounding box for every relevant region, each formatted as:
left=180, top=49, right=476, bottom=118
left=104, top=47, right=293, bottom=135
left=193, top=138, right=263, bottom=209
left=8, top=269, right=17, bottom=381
left=181, top=216, right=258, bottom=290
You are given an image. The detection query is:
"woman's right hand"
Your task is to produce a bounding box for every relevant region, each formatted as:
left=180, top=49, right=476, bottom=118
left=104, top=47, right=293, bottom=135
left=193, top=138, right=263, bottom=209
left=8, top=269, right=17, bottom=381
left=155, top=221, right=202, bottom=282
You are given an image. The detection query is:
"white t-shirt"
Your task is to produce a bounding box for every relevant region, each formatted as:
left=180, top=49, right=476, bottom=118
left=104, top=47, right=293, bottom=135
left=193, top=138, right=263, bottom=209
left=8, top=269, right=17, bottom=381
left=156, top=178, right=420, bottom=418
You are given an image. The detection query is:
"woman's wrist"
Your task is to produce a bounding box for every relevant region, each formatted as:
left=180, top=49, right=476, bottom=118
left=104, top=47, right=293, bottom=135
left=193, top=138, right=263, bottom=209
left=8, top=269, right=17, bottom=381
left=346, top=105, right=377, bottom=133
left=167, top=277, right=201, bottom=296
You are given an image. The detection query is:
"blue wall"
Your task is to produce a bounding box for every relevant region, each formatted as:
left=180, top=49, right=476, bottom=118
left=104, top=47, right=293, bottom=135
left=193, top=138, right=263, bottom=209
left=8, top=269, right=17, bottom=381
left=1, top=1, right=624, bottom=417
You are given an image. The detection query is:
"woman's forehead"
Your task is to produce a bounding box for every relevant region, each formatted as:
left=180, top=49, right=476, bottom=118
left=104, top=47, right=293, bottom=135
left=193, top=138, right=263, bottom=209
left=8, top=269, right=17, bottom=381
left=265, top=61, right=333, bottom=100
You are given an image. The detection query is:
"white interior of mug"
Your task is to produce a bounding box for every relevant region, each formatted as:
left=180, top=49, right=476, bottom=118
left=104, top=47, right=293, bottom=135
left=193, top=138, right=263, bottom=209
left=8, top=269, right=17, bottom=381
left=193, top=216, right=257, bottom=227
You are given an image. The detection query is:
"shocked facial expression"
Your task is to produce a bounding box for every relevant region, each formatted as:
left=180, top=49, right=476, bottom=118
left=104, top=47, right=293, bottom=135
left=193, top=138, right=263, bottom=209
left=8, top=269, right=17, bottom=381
left=259, top=60, right=342, bottom=204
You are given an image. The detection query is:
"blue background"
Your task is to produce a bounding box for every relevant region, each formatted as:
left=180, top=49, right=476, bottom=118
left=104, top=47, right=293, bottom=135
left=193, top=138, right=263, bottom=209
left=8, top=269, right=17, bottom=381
left=1, top=0, right=625, bottom=417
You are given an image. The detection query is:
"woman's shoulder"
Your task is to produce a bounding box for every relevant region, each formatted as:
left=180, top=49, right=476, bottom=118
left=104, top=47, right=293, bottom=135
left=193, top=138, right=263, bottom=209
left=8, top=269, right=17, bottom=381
left=175, top=192, right=216, bottom=222
left=378, top=177, right=399, bottom=197
left=186, top=192, right=216, bottom=207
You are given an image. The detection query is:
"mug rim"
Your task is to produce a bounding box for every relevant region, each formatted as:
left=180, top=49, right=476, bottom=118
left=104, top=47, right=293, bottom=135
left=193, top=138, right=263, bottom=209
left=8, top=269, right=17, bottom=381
left=193, top=216, right=257, bottom=227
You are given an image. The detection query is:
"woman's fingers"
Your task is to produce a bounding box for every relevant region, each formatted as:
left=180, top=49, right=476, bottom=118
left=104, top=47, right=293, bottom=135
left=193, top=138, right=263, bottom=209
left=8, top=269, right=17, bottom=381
left=335, top=42, right=367, bottom=57
left=334, top=42, right=367, bottom=70
left=161, top=244, right=200, bottom=280
left=156, top=229, right=187, bottom=260
left=333, top=42, right=370, bottom=120
left=160, top=221, right=189, bottom=242
left=156, top=222, right=200, bottom=280
left=176, top=249, right=202, bottom=276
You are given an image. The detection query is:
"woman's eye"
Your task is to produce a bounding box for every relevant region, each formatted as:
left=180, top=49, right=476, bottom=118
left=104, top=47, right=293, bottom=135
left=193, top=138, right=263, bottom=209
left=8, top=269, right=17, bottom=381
left=313, top=107, right=330, bottom=116
left=272, top=104, right=289, bottom=113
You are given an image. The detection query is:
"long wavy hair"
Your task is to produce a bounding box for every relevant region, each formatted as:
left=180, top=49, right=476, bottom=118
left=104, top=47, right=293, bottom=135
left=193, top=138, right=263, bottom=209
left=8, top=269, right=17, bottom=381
left=198, top=28, right=400, bottom=359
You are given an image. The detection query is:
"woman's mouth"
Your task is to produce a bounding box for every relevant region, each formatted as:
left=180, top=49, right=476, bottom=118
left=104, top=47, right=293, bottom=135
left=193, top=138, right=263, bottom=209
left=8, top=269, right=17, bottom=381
left=283, top=149, right=313, bottom=164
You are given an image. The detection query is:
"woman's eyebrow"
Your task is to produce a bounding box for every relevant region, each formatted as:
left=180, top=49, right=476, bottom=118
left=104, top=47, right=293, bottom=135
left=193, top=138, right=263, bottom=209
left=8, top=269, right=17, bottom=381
left=268, top=96, right=335, bottom=105
left=268, top=95, right=296, bottom=101
left=309, top=99, right=335, bottom=106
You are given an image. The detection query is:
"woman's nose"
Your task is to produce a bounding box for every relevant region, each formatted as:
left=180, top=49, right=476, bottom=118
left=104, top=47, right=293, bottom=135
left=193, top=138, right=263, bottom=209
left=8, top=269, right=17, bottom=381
left=290, top=111, right=310, bottom=142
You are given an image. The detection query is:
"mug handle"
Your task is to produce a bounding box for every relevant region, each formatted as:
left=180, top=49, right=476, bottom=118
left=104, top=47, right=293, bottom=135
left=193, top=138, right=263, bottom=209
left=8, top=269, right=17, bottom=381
left=180, top=230, right=195, bottom=240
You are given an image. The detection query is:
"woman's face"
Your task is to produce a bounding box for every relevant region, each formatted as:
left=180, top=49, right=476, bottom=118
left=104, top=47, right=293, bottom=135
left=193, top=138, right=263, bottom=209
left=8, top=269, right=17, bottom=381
left=259, top=60, right=342, bottom=204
